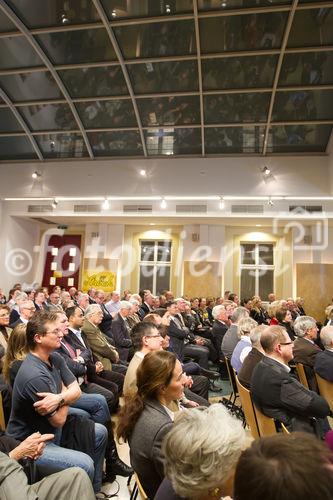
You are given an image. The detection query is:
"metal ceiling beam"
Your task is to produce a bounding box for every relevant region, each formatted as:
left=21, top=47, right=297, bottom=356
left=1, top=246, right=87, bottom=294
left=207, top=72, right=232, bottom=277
left=0, top=0, right=94, bottom=159
left=262, top=0, right=299, bottom=155
left=193, top=0, right=205, bottom=156
left=0, top=87, right=43, bottom=159
left=92, top=0, right=147, bottom=156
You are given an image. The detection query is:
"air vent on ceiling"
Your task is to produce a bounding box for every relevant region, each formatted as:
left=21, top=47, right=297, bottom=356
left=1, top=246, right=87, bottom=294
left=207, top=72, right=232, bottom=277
left=74, top=204, right=101, bottom=213
left=123, top=205, right=152, bottom=213
left=28, top=205, right=53, bottom=213
left=30, top=217, right=56, bottom=225
left=176, top=205, right=207, bottom=213
left=289, top=205, right=323, bottom=213
left=231, top=205, right=263, bottom=214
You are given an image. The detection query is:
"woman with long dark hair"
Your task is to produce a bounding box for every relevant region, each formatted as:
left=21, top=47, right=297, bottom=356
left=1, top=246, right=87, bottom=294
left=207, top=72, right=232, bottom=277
left=117, top=350, right=184, bottom=498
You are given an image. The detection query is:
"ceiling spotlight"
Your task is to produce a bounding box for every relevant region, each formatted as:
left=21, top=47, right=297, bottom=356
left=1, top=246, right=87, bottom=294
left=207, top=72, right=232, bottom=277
left=166, top=4, right=171, bottom=13
left=32, top=171, right=41, bottom=179
left=61, top=13, right=69, bottom=24
left=139, top=169, right=147, bottom=177
left=219, top=197, right=225, bottom=210
left=263, top=166, right=271, bottom=176
left=102, top=198, right=110, bottom=210
left=160, top=198, right=167, bottom=209
left=221, top=1, right=227, bottom=7
left=268, top=198, right=274, bottom=206
left=111, top=9, right=117, bottom=18
left=52, top=199, right=58, bottom=209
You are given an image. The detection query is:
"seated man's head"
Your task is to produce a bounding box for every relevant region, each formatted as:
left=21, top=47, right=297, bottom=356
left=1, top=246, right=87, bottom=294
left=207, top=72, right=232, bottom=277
left=294, top=316, right=318, bottom=340
left=26, top=311, right=61, bottom=352
left=260, top=325, right=294, bottom=364
left=84, top=304, right=103, bottom=326
left=320, top=325, right=333, bottom=351
left=163, top=404, right=247, bottom=499
left=131, top=321, right=163, bottom=353
left=234, top=432, right=333, bottom=500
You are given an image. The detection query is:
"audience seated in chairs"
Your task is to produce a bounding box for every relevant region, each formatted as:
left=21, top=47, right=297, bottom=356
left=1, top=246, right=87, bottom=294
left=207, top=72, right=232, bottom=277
left=117, top=350, right=183, bottom=498
left=293, top=315, right=322, bottom=391
left=155, top=404, right=247, bottom=500
left=234, top=432, right=333, bottom=500
left=237, top=324, right=266, bottom=389
left=231, top=317, right=257, bottom=373
left=221, top=307, right=249, bottom=359
left=315, top=325, right=333, bottom=382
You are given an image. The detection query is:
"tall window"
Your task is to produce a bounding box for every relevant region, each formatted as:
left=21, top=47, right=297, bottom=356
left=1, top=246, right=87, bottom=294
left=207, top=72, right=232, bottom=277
left=139, top=240, right=172, bottom=294
left=240, top=243, right=274, bottom=299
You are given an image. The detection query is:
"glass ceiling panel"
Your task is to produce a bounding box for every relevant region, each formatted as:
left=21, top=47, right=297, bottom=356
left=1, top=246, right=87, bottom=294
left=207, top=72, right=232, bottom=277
left=114, top=20, right=196, bottom=59
left=288, top=8, right=333, bottom=48
left=88, top=131, right=144, bottom=156
left=0, top=71, right=62, bottom=102
left=279, top=51, right=333, bottom=87
left=137, top=96, right=200, bottom=126
left=128, top=60, right=198, bottom=94
left=0, top=8, right=16, bottom=32
left=198, top=0, right=291, bottom=10
left=145, top=128, right=201, bottom=155
left=36, top=29, right=117, bottom=65
left=35, top=133, right=88, bottom=158
left=267, top=125, right=332, bottom=153
left=76, top=100, right=136, bottom=128
left=202, top=55, right=278, bottom=90
left=205, top=126, right=265, bottom=154
left=200, top=13, right=287, bottom=53
left=272, top=90, right=333, bottom=122
left=101, top=0, right=193, bottom=19
left=0, top=136, right=37, bottom=159
left=204, top=93, right=270, bottom=124
left=19, top=103, right=77, bottom=131
left=6, top=0, right=100, bottom=28
left=0, top=36, right=43, bottom=69
left=0, top=107, right=23, bottom=132
left=59, top=66, right=128, bottom=98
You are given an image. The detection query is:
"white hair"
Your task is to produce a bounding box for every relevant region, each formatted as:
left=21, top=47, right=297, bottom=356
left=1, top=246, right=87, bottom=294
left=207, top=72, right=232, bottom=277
left=119, top=300, right=132, bottom=310
left=15, top=291, right=28, bottom=302
left=129, top=298, right=139, bottom=306
left=212, top=305, right=225, bottom=319
left=250, top=324, right=266, bottom=346
left=294, top=316, right=316, bottom=338
left=163, top=404, right=247, bottom=499
left=231, top=306, right=249, bottom=324
left=237, top=317, right=258, bottom=339
left=84, top=304, right=102, bottom=318
left=320, top=326, right=333, bottom=348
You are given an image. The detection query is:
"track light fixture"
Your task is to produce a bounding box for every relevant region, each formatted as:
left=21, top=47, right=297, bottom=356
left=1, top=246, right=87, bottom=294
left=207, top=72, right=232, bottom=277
left=51, top=199, right=58, bottom=209
left=262, top=166, right=271, bottom=176
left=268, top=197, right=274, bottom=206
left=32, top=171, right=41, bottom=179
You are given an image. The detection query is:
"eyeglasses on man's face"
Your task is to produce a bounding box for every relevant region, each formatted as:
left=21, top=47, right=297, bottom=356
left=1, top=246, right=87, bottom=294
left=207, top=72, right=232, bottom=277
left=280, top=341, right=294, bottom=346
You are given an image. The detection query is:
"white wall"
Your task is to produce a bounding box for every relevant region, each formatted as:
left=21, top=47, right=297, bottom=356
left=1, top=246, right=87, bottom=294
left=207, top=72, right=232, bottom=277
left=0, top=155, right=330, bottom=198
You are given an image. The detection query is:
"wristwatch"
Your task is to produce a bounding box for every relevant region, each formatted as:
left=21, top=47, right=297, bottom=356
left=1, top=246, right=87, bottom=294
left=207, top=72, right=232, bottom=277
left=58, top=396, right=65, bottom=407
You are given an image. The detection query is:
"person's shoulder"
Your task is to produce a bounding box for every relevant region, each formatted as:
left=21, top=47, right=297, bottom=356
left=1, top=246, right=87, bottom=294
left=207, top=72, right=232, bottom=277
left=50, top=351, right=66, bottom=366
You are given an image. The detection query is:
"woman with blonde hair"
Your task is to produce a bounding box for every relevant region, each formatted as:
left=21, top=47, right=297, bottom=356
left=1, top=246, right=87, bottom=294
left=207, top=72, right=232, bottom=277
left=3, top=323, right=28, bottom=386
left=117, top=350, right=184, bottom=498
left=250, top=296, right=269, bottom=325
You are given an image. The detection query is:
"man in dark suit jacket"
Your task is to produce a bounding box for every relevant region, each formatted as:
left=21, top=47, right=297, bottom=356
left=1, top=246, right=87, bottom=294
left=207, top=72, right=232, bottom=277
left=138, top=292, right=154, bottom=319
left=211, top=305, right=229, bottom=361
left=251, top=325, right=330, bottom=434
left=315, top=325, right=333, bottom=382
left=293, top=316, right=322, bottom=390
left=9, top=300, right=36, bottom=329
left=111, top=302, right=133, bottom=362
left=93, top=290, right=113, bottom=340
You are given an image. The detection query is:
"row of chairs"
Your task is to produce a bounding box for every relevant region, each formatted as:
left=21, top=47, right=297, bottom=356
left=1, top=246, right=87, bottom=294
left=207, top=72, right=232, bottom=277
left=224, top=356, right=288, bottom=438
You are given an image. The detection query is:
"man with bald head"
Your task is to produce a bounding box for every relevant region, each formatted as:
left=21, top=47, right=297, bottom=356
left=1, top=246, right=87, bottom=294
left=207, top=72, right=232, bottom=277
left=314, top=325, right=333, bottom=382
left=251, top=325, right=330, bottom=433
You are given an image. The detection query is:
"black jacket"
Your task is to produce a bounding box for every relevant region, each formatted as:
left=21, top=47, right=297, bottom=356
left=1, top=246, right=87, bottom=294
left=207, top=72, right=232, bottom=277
left=315, top=349, right=333, bottom=382
left=251, top=356, right=330, bottom=432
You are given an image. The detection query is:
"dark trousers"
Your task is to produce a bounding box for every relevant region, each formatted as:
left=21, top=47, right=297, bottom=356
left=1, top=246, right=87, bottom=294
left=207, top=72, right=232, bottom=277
left=81, top=381, right=117, bottom=414
left=88, top=369, right=124, bottom=396
left=183, top=344, right=209, bottom=369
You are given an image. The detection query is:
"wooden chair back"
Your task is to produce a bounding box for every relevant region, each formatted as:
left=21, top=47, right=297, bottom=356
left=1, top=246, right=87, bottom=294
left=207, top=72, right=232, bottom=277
left=295, top=363, right=309, bottom=389
left=315, top=373, right=333, bottom=412
left=225, top=356, right=239, bottom=397
left=253, top=404, right=277, bottom=437
left=0, top=393, right=5, bottom=431
left=235, top=375, right=260, bottom=438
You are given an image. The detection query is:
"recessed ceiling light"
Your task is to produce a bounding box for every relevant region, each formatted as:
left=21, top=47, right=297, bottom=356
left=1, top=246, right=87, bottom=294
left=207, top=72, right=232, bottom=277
left=160, top=198, right=167, bottom=209
left=32, top=171, right=41, bottom=179
left=139, top=169, right=147, bottom=176
left=263, top=166, right=271, bottom=176
left=149, top=223, right=156, bottom=226
left=255, top=224, right=262, bottom=227
left=102, top=198, right=110, bottom=210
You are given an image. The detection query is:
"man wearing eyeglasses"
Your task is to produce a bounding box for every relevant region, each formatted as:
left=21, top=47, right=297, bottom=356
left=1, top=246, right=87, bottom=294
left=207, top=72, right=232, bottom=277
left=6, top=311, right=108, bottom=495
left=251, top=325, right=330, bottom=434
left=9, top=300, right=36, bottom=329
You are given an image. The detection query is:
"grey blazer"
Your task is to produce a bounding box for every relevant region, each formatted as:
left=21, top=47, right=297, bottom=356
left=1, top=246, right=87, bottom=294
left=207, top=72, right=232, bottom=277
left=129, top=399, right=173, bottom=499
left=221, top=324, right=239, bottom=358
